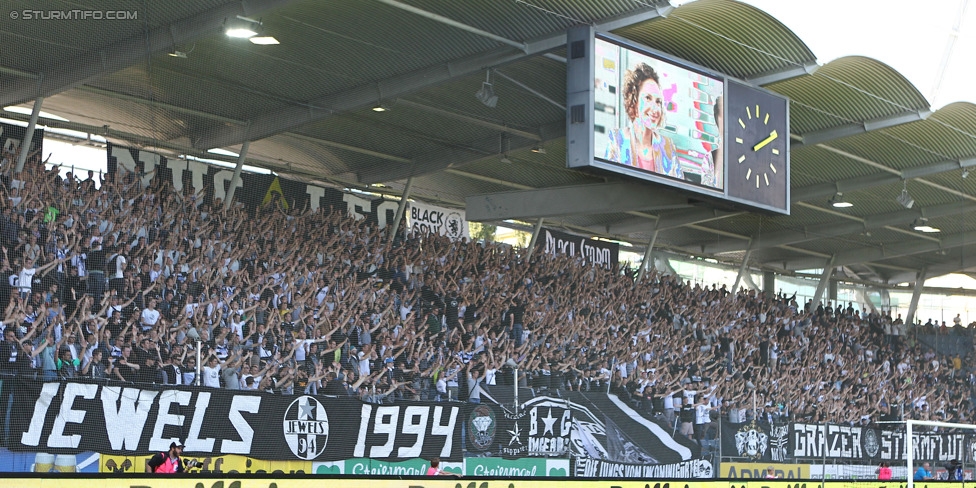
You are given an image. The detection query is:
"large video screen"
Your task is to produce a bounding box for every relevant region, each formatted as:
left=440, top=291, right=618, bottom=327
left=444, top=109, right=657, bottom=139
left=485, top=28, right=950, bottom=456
left=593, top=37, right=724, bottom=191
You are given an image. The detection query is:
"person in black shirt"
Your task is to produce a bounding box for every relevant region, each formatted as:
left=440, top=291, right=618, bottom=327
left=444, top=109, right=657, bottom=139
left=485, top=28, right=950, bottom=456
left=87, top=242, right=107, bottom=305
left=0, top=328, right=28, bottom=375
left=113, top=345, right=140, bottom=382
left=445, top=291, right=460, bottom=333
left=508, top=298, right=526, bottom=347
left=678, top=396, right=696, bottom=440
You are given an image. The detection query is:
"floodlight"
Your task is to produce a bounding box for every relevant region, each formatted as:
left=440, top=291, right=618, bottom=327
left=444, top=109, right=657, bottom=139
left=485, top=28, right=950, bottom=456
left=475, top=71, right=498, bottom=108
left=226, top=28, right=257, bottom=38
left=829, top=192, right=852, bottom=208
left=249, top=36, right=279, bottom=45
left=911, top=218, right=940, bottom=233
left=530, top=145, right=547, bottom=154
left=896, top=182, right=914, bottom=209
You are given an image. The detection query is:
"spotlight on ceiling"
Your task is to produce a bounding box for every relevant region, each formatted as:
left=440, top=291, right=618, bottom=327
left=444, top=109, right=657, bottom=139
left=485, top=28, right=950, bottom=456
left=225, top=15, right=261, bottom=39
left=829, top=192, right=853, bottom=208
left=475, top=70, right=498, bottom=108
left=963, top=169, right=970, bottom=179
left=912, top=217, right=940, bottom=233
left=371, top=101, right=393, bottom=112
left=226, top=27, right=257, bottom=38
left=249, top=36, right=279, bottom=45
left=167, top=51, right=188, bottom=58
left=530, top=145, right=546, bottom=154
left=896, top=182, right=914, bottom=209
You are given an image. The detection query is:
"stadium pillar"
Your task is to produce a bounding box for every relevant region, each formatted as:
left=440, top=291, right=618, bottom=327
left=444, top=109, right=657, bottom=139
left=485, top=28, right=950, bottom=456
left=637, top=229, right=659, bottom=283
left=389, top=176, right=414, bottom=243
left=732, top=249, right=752, bottom=292
left=224, top=140, right=249, bottom=211
left=906, top=267, right=928, bottom=326
left=14, top=97, right=44, bottom=174
left=763, top=271, right=775, bottom=296
left=810, top=255, right=835, bottom=312
left=525, top=218, right=545, bottom=260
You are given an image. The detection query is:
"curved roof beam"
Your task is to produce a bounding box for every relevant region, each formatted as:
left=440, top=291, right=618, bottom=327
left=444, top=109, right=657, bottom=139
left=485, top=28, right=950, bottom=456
left=795, top=109, right=931, bottom=147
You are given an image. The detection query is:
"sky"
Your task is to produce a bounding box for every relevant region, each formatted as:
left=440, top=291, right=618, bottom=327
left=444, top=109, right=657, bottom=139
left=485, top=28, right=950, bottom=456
left=735, top=0, right=974, bottom=110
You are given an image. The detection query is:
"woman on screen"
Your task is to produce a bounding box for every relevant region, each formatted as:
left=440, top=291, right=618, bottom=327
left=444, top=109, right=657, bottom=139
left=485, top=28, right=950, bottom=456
left=605, top=63, right=680, bottom=178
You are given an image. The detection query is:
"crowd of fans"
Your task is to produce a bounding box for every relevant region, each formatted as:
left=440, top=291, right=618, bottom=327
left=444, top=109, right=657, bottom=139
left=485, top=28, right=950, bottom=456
left=0, top=153, right=974, bottom=430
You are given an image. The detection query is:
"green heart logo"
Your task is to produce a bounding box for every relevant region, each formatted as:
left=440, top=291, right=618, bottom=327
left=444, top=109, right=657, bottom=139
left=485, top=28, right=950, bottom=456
left=549, top=467, right=567, bottom=476
left=443, top=466, right=462, bottom=474
left=315, top=465, right=342, bottom=474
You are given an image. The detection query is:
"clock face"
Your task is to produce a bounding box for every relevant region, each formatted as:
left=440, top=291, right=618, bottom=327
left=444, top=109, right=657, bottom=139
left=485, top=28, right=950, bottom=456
left=725, top=80, right=789, bottom=213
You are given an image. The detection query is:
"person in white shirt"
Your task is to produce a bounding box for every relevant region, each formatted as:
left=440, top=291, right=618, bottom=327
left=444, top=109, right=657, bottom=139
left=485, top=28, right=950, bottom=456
left=202, top=355, right=221, bottom=388
left=16, top=259, right=37, bottom=298
left=140, top=299, right=161, bottom=331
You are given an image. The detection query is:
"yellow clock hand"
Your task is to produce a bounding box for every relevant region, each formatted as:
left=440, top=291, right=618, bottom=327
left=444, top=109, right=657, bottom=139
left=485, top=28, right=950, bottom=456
left=752, top=130, right=778, bottom=152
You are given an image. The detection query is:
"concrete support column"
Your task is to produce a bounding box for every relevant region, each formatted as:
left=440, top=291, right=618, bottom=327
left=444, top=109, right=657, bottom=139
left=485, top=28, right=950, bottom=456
left=224, top=140, right=249, bottom=210
left=763, top=271, right=775, bottom=296
left=732, top=249, right=752, bottom=292
left=810, top=255, right=835, bottom=312
left=524, top=218, right=544, bottom=260
left=637, top=229, right=659, bottom=283
left=389, top=177, right=414, bottom=244
left=14, top=97, right=44, bottom=174
left=906, top=267, right=928, bottom=326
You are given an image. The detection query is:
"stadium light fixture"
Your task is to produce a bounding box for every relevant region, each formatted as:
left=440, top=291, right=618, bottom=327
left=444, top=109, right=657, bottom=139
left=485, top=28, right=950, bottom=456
left=249, top=36, right=279, bottom=45
left=828, top=192, right=852, bottom=208
left=225, top=15, right=262, bottom=39
left=896, top=181, right=915, bottom=209
left=475, top=70, right=498, bottom=108
left=371, top=100, right=393, bottom=112
left=530, top=145, right=547, bottom=154
left=226, top=27, right=258, bottom=38
left=911, top=218, right=940, bottom=233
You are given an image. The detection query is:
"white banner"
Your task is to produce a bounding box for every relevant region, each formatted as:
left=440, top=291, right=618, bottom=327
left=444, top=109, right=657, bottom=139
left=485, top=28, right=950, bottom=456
left=407, top=202, right=468, bottom=240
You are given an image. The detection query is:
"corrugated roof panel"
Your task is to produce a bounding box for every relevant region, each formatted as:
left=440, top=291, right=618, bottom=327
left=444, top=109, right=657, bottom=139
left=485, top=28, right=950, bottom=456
left=769, top=57, right=929, bottom=135
left=615, top=0, right=816, bottom=79
left=826, top=132, right=944, bottom=172
left=789, top=144, right=887, bottom=188
left=880, top=103, right=976, bottom=161
left=786, top=101, right=851, bottom=135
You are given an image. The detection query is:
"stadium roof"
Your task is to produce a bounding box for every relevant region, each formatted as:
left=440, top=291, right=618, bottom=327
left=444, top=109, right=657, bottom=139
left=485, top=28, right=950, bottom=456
left=3, top=0, right=975, bottom=286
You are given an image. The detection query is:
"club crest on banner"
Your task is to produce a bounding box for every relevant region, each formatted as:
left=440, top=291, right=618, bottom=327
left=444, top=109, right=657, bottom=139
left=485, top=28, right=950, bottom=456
left=283, top=396, right=329, bottom=460
left=468, top=405, right=496, bottom=451
left=862, top=428, right=880, bottom=459
left=445, top=212, right=464, bottom=239
left=735, top=421, right=768, bottom=460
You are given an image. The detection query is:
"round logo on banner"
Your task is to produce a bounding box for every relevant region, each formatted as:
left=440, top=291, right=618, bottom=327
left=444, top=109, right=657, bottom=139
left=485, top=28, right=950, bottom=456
left=468, top=404, right=496, bottom=450
left=445, top=212, right=464, bottom=239
left=282, top=396, right=329, bottom=460
left=862, top=428, right=881, bottom=458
